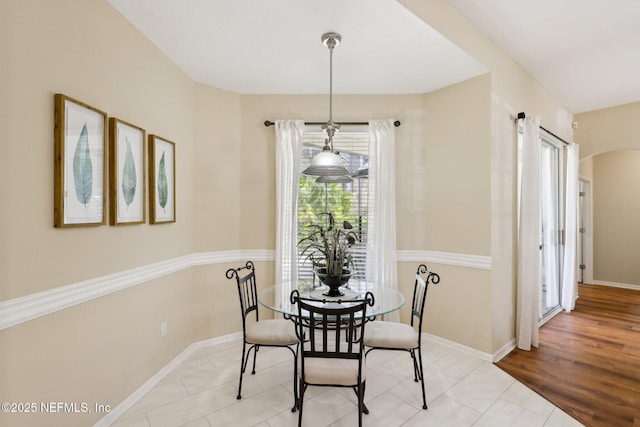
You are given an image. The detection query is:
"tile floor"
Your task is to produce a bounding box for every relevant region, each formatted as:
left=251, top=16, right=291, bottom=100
left=110, top=337, right=583, bottom=427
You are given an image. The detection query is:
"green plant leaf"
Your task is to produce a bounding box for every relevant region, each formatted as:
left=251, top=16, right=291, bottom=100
left=297, top=211, right=359, bottom=275
left=158, top=151, right=168, bottom=211
left=73, top=123, right=93, bottom=207
left=121, top=138, right=137, bottom=209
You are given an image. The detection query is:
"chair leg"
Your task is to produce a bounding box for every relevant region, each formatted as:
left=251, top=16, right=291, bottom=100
left=352, top=384, right=369, bottom=414
left=251, top=345, right=259, bottom=374
left=416, top=346, right=428, bottom=410
left=357, top=381, right=364, bottom=427
left=410, top=349, right=420, bottom=382
left=291, top=345, right=298, bottom=412
left=237, top=342, right=247, bottom=399
left=362, top=380, right=369, bottom=414
left=297, top=382, right=306, bottom=427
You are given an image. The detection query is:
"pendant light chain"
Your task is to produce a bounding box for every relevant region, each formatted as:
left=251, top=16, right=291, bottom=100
left=329, top=40, right=333, bottom=126
left=326, top=34, right=337, bottom=152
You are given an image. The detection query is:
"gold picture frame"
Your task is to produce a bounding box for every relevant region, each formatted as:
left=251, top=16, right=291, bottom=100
left=54, top=94, right=107, bottom=227
left=109, top=118, right=147, bottom=225
left=148, top=135, right=176, bottom=224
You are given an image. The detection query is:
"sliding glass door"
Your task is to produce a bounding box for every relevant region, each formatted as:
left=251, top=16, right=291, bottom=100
left=539, top=135, right=563, bottom=320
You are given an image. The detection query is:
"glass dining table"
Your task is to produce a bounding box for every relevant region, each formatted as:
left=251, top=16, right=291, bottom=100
left=257, top=279, right=406, bottom=319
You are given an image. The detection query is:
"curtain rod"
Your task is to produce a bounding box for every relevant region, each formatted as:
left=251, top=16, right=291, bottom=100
left=516, top=112, right=570, bottom=146
left=264, top=120, right=401, bottom=127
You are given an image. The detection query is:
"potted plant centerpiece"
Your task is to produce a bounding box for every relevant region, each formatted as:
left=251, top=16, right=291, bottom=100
left=298, top=212, right=358, bottom=297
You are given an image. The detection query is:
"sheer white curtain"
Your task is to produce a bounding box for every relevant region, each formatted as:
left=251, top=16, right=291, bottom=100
left=562, top=142, right=580, bottom=311
left=366, top=119, right=399, bottom=322
left=517, top=116, right=541, bottom=350
left=275, top=120, right=305, bottom=286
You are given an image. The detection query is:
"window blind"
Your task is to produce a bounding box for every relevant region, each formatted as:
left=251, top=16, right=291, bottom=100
left=298, top=127, right=370, bottom=280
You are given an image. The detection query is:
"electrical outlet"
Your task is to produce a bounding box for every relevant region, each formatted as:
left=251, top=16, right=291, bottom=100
left=160, top=321, right=168, bottom=337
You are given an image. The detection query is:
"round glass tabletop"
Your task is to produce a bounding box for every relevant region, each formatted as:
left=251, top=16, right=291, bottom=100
left=257, top=279, right=405, bottom=319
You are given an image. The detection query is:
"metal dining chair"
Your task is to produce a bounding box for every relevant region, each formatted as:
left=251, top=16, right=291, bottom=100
left=290, top=290, right=374, bottom=427
left=226, top=261, right=298, bottom=411
left=363, top=264, right=440, bottom=410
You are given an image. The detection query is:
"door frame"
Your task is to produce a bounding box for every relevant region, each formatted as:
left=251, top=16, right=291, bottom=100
left=578, top=178, right=594, bottom=284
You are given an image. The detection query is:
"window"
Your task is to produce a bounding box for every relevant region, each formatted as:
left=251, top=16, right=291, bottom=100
left=297, top=127, right=369, bottom=280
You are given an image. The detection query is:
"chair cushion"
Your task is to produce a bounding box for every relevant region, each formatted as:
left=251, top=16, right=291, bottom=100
left=363, top=321, right=419, bottom=349
left=245, top=319, right=298, bottom=345
left=299, top=356, right=365, bottom=386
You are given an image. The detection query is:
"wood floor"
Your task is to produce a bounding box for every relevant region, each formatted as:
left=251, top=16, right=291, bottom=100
left=496, top=284, right=640, bottom=427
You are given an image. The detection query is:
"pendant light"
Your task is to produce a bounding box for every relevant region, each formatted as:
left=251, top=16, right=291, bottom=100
left=302, top=32, right=350, bottom=177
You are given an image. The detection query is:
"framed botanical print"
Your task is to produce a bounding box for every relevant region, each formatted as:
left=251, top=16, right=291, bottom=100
left=54, top=94, right=107, bottom=227
left=109, top=118, right=146, bottom=225
left=148, top=135, right=176, bottom=224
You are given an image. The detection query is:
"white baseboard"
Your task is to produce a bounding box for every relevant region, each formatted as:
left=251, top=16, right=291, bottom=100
left=423, top=333, right=516, bottom=363
left=1, top=249, right=489, bottom=331
left=422, top=332, right=493, bottom=363
left=590, top=280, right=640, bottom=291
left=491, top=339, right=516, bottom=363
left=94, top=332, right=242, bottom=427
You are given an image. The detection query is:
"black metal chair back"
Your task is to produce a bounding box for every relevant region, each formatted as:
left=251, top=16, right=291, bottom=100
left=227, top=260, right=259, bottom=330
left=296, top=298, right=370, bottom=361
left=411, top=263, right=441, bottom=340
left=290, top=290, right=374, bottom=426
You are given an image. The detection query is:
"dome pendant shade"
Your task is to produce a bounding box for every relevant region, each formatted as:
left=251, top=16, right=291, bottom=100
left=302, top=146, right=349, bottom=176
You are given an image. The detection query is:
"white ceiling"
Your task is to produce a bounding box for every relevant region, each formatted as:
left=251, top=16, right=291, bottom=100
left=106, top=0, right=640, bottom=114
left=105, top=0, right=487, bottom=94
left=447, top=0, right=640, bottom=113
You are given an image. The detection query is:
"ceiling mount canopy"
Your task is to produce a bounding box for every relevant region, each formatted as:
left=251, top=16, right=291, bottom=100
left=303, top=32, right=350, bottom=178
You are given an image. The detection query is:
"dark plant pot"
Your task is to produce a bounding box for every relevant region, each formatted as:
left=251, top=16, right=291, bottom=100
left=316, top=267, right=351, bottom=297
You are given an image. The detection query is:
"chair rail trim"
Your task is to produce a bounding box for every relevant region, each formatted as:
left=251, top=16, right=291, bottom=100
left=0, top=249, right=489, bottom=330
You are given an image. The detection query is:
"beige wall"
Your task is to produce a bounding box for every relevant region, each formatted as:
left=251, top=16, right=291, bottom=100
left=193, top=83, right=243, bottom=251
left=575, top=103, right=640, bottom=287
left=591, top=150, right=640, bottom=285
left=2, top=271, right=195, bottom=426
left=0, top=0, right=234, bottom=425
left=1, top=0, right=582, bottom=425
left=2, top=0, right=196, bottom=300
left=574, top=101, right=640, bottom=159
left=418, top=76, right=492, bottom=255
